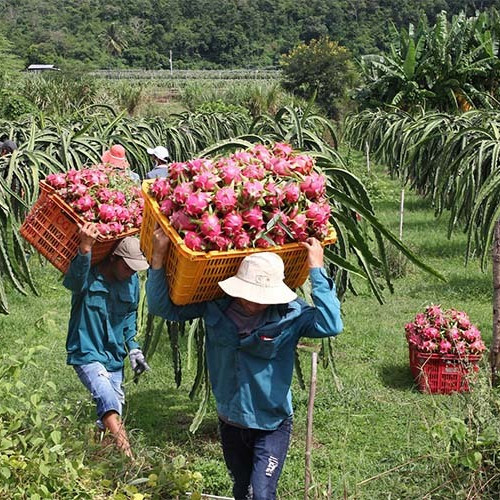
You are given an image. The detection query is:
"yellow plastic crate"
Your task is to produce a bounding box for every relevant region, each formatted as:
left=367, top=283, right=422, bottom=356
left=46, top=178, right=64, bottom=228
left=140, top=180, right=337, bottom=305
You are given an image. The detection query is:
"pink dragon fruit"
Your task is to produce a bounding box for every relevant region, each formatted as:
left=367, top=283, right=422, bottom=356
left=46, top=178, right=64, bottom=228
left=242, top=206, right=265, bottom=231
left=73, top=195, right=95, bottom=213
left=46, top=173, right=67, bottom=189
left=438, top=339, right=452, bottom=354
left=300, top=173, right=326, bottom=200
left=193, top=171, right=220, bottom=191
left=233, top=231, right=251, bottom=249
left=184, top=231, right=204, bottom=251
left=214, top=187, right=238, bottom=213
left=171, top=210, right=197, bottom=232
left=169, top=162, right=189, bottom=180
left=150, top=178, right=170, bottom=201
left=199, top=213, right=223, bottom=242
left=241, top=180, right=264, bottom=201
left=172, top=182, right=194, bottom=205
left=218, top=159, right=242, bottom=184
left=160, top=198, right=175, bottom=217
left=282, top=183, right=301, bottom=203
left=406, top=305, right=485, bottom=357
left=185, top=192, right=211, bottom=216
left=222, top=212, right=244, bottom=236
left=98, top=204, right=116, bottom=222
left=273, top=142, right=293, bottom=157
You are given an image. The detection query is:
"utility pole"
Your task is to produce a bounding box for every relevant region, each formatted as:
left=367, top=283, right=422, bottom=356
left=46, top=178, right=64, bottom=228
left=169, top=50, right=173, bottom=76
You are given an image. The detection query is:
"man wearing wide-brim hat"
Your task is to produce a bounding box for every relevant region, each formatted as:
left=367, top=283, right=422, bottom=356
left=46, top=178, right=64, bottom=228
left=147, top=229, right=343, bottom=499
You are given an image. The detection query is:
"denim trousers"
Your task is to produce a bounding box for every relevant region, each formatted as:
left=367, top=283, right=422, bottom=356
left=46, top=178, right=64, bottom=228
left=74, top=362, right=125, bottom=429
left=218, top=416, right=293, bottom=500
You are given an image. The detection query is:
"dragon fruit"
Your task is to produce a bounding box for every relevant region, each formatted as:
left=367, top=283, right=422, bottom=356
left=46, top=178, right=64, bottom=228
left=405, top=305, right=486, bottom=356
left=44, top=163, right=143, bottom=237
left=185, top=192, right=211, bottom=216
left=148, top=142, right=334, bottom=251
left=199, top=212, right=223, bottom=242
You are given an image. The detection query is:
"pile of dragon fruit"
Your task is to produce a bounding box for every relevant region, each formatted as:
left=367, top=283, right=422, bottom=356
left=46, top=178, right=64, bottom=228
left=44, top=166, right=143, bottom=236
left=405, top=305, right=486, bottom=356
left=149, top=143, right=333, bottom=251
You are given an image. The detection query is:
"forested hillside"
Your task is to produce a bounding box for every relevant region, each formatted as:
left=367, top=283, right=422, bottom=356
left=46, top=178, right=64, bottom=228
left=1, top=0, right=497, bottom=69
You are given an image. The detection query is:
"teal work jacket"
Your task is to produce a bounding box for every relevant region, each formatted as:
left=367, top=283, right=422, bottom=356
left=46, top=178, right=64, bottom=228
left=146, top=267, right=342, bottom=430
left=63, top=252, right=140, bottom=371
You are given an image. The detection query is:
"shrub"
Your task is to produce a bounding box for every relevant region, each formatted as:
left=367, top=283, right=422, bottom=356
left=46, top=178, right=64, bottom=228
left=280, top=36, right=358, bottom=119
left=0, top=343, right=204, bottom=498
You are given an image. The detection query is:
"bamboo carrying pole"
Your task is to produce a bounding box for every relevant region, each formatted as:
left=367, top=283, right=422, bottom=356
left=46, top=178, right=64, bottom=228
left=491, top=220, right=500, bottom=384
left=304, top=351, right=318, bottom=499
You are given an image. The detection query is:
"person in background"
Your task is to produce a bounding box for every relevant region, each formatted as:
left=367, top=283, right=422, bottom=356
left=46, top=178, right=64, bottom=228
left=101, top=144, right=129, bottom=168
left=101, top=144, right=140, bottom=183
left=63, top=223, right=150, bottom=458
left=146, top=228, right=343, bottom=499
left=0, top=139, right=17, bottom=156
left=145, top=145, right=170, bottom=179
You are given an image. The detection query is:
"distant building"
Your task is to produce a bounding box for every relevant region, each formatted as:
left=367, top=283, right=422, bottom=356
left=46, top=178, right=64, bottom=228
left=26, top=64, right=60, bottom=72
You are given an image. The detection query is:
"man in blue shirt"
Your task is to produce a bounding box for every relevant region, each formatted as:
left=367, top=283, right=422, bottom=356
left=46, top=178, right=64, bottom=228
left=64, top=223, right=150, bottom=458
left=147, top=227, right=342, bottom=499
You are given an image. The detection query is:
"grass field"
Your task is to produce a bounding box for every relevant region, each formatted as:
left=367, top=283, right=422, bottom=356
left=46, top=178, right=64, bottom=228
left=1, top=154, right=496, bottom=498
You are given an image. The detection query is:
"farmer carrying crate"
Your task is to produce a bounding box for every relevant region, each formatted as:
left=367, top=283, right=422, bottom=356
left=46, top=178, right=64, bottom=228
left=146, top=226, right=343, bottom=499
left=63, top=222, right=150, bottom=458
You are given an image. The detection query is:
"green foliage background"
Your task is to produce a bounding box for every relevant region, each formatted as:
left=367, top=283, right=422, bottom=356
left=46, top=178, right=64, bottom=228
left=0, top=0, right=498, bottom=69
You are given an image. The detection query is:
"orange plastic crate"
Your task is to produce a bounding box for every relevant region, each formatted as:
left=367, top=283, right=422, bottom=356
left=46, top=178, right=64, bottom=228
left=408, top=345, right=481, bottom=394
left=140, top=180, right=337, bottom=305
left=20, top=181, right=139, bottom=273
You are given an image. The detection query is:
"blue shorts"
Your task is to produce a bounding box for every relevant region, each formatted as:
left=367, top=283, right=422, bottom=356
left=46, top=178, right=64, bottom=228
left=73, top=362, right=125, bottom=429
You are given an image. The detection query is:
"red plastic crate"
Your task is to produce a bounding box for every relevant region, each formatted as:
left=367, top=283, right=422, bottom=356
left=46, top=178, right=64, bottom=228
left=20, top=181, right=139, bottom=273
left=409, top=345, right=481, bottom=394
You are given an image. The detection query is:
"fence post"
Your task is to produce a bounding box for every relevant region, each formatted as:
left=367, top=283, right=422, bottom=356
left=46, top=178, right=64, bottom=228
left=304, top=351, right=318, bottom=499
left=491, top=220, right=500, bottom=384
left=365, top=140, right=370, bottom=173
left=399, top=188, right=405, bottom=240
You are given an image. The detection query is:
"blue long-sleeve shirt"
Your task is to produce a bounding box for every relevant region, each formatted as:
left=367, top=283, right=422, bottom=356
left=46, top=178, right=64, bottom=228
left=63, top=251, right=140, bottom=371
left=147, top=266, right=342, bottom=430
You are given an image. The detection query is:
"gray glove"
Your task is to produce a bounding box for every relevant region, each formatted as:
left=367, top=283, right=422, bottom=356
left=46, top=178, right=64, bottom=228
left=129, top=348, right=150, bottom=375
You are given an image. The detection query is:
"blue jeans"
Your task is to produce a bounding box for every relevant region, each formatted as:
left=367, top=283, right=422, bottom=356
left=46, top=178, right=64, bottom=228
left=218, top=417, right=293, bottom=500
left=74, top=362, right=125, bottom=429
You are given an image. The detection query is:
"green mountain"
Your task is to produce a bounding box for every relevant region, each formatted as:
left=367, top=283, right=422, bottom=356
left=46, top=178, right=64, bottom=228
left=1, top=0, right=498, bottom=69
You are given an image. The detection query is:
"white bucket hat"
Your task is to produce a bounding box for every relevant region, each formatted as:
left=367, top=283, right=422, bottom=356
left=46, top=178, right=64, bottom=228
left=147, top=145, right=170, bottom=161
left=218, top=252, right=297, bottom=304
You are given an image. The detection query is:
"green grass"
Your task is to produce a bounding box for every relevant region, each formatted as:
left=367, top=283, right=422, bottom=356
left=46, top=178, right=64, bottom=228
left=2, top=156, right=496, bottom=498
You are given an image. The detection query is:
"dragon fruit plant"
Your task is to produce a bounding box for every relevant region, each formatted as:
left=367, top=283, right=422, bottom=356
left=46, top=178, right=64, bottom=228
left=405, top=305, right=486, bottom=356
left=45, top=165, right=144, bottom=236
left=149, top=143, right=333, bottom=251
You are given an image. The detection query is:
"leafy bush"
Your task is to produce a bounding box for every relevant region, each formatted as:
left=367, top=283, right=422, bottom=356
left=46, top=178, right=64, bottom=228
left=280, top=36, right=358, bottom=119
left=0, top=343, right=203, bottom=498
left=0, top=90, right=37, bottom=119
left=195, top=99, right=250, bottom=117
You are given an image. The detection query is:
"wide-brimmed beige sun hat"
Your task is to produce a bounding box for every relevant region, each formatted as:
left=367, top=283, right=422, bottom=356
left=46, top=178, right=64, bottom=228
left=218, top=252, right=297, bottom=304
